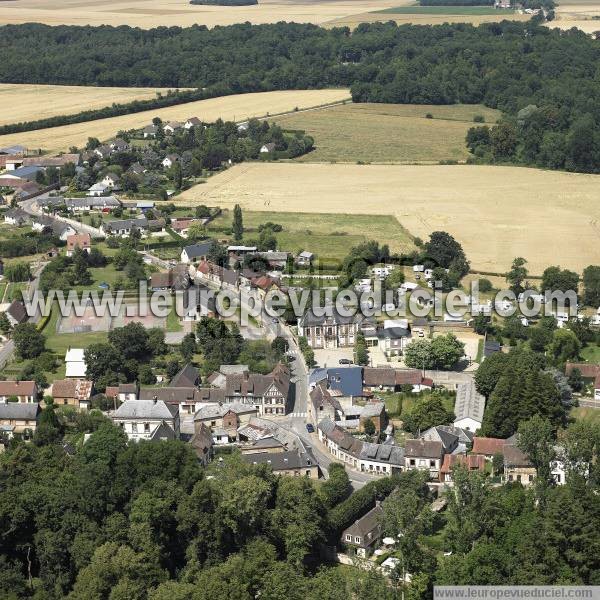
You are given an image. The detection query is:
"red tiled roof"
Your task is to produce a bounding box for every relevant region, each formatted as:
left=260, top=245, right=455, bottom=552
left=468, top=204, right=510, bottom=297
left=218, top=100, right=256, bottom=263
left=0, top=380, right=36, bottom=397
left=441, top=453, right=485, bottom=474
left=472, top=436, right=507, bottom=456
left=395, top=370, right=423, bottom=385
left=565, top=362, right=600, bottom=378
left=67, top=233, right=91, bottom=251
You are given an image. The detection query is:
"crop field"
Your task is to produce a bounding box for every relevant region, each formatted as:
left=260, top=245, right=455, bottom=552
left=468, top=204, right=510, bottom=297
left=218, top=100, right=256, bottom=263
left=0, top=89, right=350, bottom=154
left=0, top=0, right=401, bottom=28
left=0, top=84, right=189, bottom=127
left=325, top=5, right=527, bottom=27
left=273, top=102, right=501, bottom=163
left=206, top=209, right=415, bottom=259
left=177, top=162, right=600, bottom=275
left=548, top=0, right=600, bottom=34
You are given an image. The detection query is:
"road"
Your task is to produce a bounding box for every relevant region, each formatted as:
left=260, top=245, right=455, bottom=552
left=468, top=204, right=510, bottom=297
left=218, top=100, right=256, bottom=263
left=0, top=263, right=46, bottom=369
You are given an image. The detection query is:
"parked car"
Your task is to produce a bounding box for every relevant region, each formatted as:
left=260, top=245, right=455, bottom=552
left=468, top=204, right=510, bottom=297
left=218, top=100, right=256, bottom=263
left=306, top=423, right=315, bottom=433
left=339, top=358, right=353, bottom=365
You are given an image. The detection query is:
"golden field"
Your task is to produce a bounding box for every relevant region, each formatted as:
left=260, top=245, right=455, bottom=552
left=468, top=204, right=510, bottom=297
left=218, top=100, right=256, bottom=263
left=0, top=0, right=400, bottom=28
left=273, top=102, right=501, bottom=163
left=325, top=10, right=528, bottom=27
left=544, top=0, right=600, bottom=33
left=0, top=84, right=189, bottom=127
left=0, top=89, right=350, bottom=153
left=177, top=162, right=600, bottom=275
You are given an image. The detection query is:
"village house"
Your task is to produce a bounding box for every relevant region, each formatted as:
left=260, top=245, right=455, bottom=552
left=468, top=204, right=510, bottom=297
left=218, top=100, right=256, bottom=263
left=318, top=418, right=404, bottom=476
left=0, top=381, right=38, bottom=403
left=217, top=363, right=291, bottom=416
left=100, top=217, right=149, bottom=237
left=101, top=173, right=121, bottom=190
left=372, top=319, right=412, bottom=358
left=170, top=363, right=200, bottom=388
left=181, top=242, right=213, bottom=264
left=4, top=208, right=31, bottom=226
left=50, top=379, right=93, bottom=409
left=109, top=138, right=129, bottom=153
left=170, top=218, right=201, bottom=237
left=341, top=502, right=384, bottom=558
left=260, top=142, right=276, bottom=154
left=5, top=300, right=28, bottom=327
left=453, top=381, right=485, bottom=432
left=194, top=259, right=238, bottom=290
left=359, top=402, right=387, bottom=434
left=184, top=117, right=202, bottom=129
left=142, top=124, right=158, bottom=138
left=32, top=215, right=76, bottom=241
left=65, top=197, right=121, bottom=214
left=93, top=145, right=112, bottom=160
left=66, top=233, right=92, bottom=256
left=298, top=308, right=364, bottom=349
left=440, top=454, right=486, bottom=484
left=190, top=423, right=214, bottom=466
left=421, top=425, right=473, bottom=455
left=112, top=398, right=180, bottom=442
left=87, top=182, right=111, bottom=197
left=162, top=154, right=180, bottom=169
left=0, top=403, right=40, bottom=439
left=0, top=165, right=43, bottom=187
left=193, top=402, right=258, bottom=444
left=363, top=367, right=432, bottom=393
left=503, top=444, right=536, bottom=486
left=471, top=436, right=507, bottom=460
left=296, top=250, right=314, bottom=267
left=242, top=449, right=319, bottom=478
left=404, top=439, right=444, bottom=479
left=150, top=265, right=190, bottom=292
left=240, top=436, right=286, bottom=455
left=163, top=121, right=182, bottom=135
left=255, top=251, right=289, bottom=270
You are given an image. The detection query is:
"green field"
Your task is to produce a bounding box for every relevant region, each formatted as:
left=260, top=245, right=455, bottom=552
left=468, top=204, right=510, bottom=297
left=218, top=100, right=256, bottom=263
left=580, top=343, right=600, bottom=363
left=571, top=406, right=600, bottom=425
left=377, top=5, right=511, bottom=14
left=206, top=209, right=415, bottom=260
left=272, top=102, right=501, bottom=164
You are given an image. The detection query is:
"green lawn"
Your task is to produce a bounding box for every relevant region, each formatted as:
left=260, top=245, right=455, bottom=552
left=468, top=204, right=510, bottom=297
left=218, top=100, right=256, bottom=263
left=580, top=343, right=600, bottom=363
left=207, top=209, right=415, bottom=261
left=166, top=301, right=183, bottom=332
left=377, top=5, right=511, bottom=14
left=571, top=406, right=600, bottom=425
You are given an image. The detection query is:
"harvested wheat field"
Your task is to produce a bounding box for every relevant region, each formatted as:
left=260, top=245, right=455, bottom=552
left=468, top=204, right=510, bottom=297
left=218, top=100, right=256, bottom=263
left=0, top=84, right=190, bottom=127
left=0, top=0, right=400, bottom=28
left=273, top=102, right=501, bottom=163
left=0, top=89, right=350, bottom=153
left=325, top=9, right=528, bottom=27
left=178, top=162, right=600, bottom=275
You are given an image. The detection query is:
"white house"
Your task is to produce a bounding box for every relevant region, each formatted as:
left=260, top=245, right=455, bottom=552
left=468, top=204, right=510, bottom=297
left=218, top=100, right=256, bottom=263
left=102, top=173, right=120, bottom=189
left=453, top=382, right=485, bottom=432
left=260, top=143, right=276, bottom=154
left=87, top=182, right=110, bottom=197
left=296, top=251, right=314, bottom=266
left=184, top=117, right=201, bottom=129
left=65, top=348, right=87, bottom=379
left=404, top=439, right=443, bottom=479
left=162, top=154, right=180, bottom=169
left=181, top=242, right=213, bottom=264
left=163, top=121, right=182, bottom=135
left=111, top=398, right=179, bottom=442
left=413, top=264, right=425, bottom=273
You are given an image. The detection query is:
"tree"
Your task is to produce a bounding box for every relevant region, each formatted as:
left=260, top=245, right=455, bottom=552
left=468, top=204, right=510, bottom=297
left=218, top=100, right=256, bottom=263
left=138, top=365, right=156, bottom=385
left=541, top=266, right=579, bottom=294
left=405, top=334, right=464, bottom=370
left=180, top=333, right=197, bottom=361
left=384, top=268, right=405, bottom=290
left=232, top=204, right=243, bottom=242
left=548, top=328, right=581, bottom=366
left=506, top=257, right=528, bottom=294
left=582, top=265, right=600, bottom=307
left=4, top=262, right=31, bottom=282
left=363, top=418, right=376, bottom=436
left=0, top=312, right=13, bottom=337
left=108, top=322, right=150, bottom=360
left=319, top=463, right=351, bottom=508
left=34, top=401, right=64, bottom=446
left=516, top=415, right=555, bottom=491
left=354, top=332, right=369, bottom=366
left=567, top=367, right=584, bottom=392
left=72, top=247, right=92, bottom=286
left=402, top=395, right=455, bottom=434
left=528, top=325, right=552, bottom=353
left=12, top=322, right=45, bottom=359
left=84, top=343, right=125, bottom=390
left=423, top=231, right=469, bottom=275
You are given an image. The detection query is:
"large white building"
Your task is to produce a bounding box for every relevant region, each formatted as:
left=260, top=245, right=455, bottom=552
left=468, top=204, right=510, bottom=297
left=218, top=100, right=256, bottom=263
left=453, top=382, right=486, bottom=433
left=111, top=399, right=179, bottom=442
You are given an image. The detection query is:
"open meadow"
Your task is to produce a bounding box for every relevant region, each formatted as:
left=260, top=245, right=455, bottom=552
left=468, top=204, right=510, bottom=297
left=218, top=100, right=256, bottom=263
left=206, top=209, right=414, bottom=260
left=0, top=89, right=350, bottom=153
left=177, top=162, right=600, bottom=275
left=0, top=0, right=400, bottom=28
left=0, top=84, right=189, bottom=127
left=273, top=102, right=501, bottom=163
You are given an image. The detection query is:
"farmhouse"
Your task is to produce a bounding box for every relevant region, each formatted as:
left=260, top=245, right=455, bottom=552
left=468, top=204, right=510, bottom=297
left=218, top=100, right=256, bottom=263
left=87, top=182, right=111, bottom=197
left=101, top=173, right=121, bottom=190
left=142, top=124, right=158, bottom=138
left=184, top=117, right=202, bottom=129
left=163, top=121, right=182, bottom=134
left=440, top=454, right=486, bottom=483
left=471, top=436, right=507, bottom=459
left=503, top=444, right=536, bottom=486
left=66, top=233, right=92, bottom=256
left=101, top=217, right=149, bottom=237
left=404, top=439, right=443, bottom=479
left=51, top=379, right=93, bottom=409
left=32, top=215, right=76, bottom=240
left=4, top=208, right=30, bottom=226
left=162, top=154, right=180, bottom=169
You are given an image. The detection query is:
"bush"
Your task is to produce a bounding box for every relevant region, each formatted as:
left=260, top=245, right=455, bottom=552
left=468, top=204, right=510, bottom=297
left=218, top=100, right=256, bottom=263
left=478, top=278, right=493, bottom=293
left=473, top=114, right=485, bottom=123
left=425, top=113, right=434, bottom=119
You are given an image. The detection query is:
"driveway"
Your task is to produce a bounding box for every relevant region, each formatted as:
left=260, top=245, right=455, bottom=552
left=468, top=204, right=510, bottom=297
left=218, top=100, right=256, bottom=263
left=313, top=346, right=354, bottom=369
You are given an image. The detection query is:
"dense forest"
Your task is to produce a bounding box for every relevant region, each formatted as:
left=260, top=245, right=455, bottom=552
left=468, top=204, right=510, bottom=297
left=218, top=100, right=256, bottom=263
left=2, top=21, right=600, bottom=171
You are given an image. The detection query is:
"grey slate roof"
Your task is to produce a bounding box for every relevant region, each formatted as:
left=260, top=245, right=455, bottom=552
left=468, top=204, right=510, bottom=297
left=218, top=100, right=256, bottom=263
left=149, top=421, right=176, bottom=441
left=405, top=439, right=443, bottom=459
left=183, top=242, right=213, bottom=259
left=113, top=399, right=177, bottom=419
left=300, top=308, right=363, bottom=327
left=454, top=382, right=485, bottom=423
left=0, top=404, right=40, bottom=420
left=169, top=364, right=199, bottom=388
left=194, top=402, right=256, bottom=421
left=325, top=367, right=364, bottom=397
left=6, top=300, right=27, bottom=324
left=242, top=449, right=316, bottom=470
left=359, top=442, right=404, bottom=466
